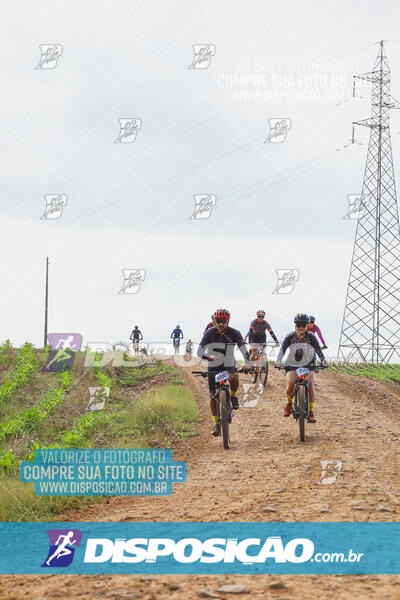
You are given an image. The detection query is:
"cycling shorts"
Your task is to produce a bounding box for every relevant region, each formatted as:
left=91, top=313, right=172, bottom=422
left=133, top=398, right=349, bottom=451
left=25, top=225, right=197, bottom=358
left=251, top=333, right=266, bottom=344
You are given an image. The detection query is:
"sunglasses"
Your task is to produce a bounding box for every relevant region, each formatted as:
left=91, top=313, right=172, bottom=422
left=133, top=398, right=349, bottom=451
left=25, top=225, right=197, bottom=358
left=295, top=323, right=307, bottom=328
left=215, top=319, right=228, bottom=324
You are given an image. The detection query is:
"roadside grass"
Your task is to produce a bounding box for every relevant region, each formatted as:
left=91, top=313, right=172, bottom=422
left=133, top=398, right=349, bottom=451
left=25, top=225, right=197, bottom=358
left=328, top=362, right=400, bottom=384
left=0, top=340, right=18, bottom=372
left=0, top=479, right=104, bottom=522
left=116, top=360, right=176, bottom=386
left=0, top=352, right=198, bottom=521
left=100, top=381, right=199, bottom=448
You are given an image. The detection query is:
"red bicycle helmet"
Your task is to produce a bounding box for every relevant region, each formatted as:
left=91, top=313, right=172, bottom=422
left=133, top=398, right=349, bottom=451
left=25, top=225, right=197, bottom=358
left=213, top=308, right=230, bottom=321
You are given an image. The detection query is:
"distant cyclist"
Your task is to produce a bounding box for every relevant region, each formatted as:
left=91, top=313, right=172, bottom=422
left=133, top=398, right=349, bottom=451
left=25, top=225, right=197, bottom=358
left=306, top=316, right=328, bottom=349
left=130, top=325, right=143, bottom=353
left=185, top=339, right=194, bottom=357
left=197, top=308, right=249, bottom=437
left=248, top=310, right=279, bottom=361
left=275, top=313, right=327, bottom=423
left=170, top=325, right=184, bottom=353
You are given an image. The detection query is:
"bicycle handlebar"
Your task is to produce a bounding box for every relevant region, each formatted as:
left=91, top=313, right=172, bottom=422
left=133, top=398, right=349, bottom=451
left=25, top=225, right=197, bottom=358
left=274, top=363, right=329, bottom=370
left=191, top=371, right=208, bottom=378
left=192, top=368, right=247, bottom=378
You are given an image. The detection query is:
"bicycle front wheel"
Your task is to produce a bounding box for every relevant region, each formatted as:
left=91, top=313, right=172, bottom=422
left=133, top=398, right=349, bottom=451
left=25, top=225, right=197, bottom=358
left=297, top=385, right=306, bottom=443
left=261, top=358, right=269, bottom=386
left=219, top=389, right=231, bottom=450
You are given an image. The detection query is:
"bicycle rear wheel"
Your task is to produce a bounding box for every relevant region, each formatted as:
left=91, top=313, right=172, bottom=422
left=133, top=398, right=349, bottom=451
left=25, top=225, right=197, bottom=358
left=219, top=389, right=231, bottom=449
left=297, top=385, right=306, bottom=442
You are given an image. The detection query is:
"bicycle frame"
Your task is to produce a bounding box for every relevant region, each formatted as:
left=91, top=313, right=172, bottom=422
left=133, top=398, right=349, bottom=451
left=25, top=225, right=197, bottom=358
left=256, top=344, right=266, bottom=369
left=191, top=370, right=234, bottom=423
left=248, top=342, right=264, bottom=368
left=249, top=340, right=278, bottom=367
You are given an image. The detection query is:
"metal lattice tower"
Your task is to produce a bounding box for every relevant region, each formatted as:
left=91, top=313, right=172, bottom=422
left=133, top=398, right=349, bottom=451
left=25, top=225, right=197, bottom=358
left=338, top=41, right=400, bottom=363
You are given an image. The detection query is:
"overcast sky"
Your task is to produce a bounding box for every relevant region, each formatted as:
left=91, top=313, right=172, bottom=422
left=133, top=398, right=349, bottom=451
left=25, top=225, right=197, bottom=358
left=1, top=0, right=400, bottom=356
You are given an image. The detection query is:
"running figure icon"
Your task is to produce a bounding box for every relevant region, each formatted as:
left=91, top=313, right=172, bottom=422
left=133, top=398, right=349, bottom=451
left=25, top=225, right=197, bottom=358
left=45, top=531, right=77, bottom=566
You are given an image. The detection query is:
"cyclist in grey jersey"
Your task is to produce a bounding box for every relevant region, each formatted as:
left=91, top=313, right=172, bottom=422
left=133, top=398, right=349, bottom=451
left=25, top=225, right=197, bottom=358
left=275, top=313, right=327, bottom=423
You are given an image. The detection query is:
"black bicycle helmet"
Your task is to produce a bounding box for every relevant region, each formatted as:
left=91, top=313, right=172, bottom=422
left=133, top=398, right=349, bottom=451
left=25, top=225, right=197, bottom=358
left=308, top=315, right=315, bottom=323
left=294, top=313, right=309, bottom=324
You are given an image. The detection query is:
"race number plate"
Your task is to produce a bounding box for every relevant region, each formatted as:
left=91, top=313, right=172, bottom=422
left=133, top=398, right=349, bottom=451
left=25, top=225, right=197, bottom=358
left=296, top=367, right=309, bottom=376
left=215, top=370, right=229, bottom=383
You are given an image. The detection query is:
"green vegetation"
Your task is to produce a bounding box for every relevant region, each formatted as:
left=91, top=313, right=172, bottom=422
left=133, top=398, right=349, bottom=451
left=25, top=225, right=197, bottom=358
left=103, top=381, right=199, bottom=448
left=0, top=345, right=198, bottom=521
left=117, top=360, right=175, bottom=386
left=0, top=372, right=71, bottom=443
left=0, top=343, right=38, bottom=405
left=0, top=479, right=103, bottom=522
left=328, top=362, right=400, bottom=384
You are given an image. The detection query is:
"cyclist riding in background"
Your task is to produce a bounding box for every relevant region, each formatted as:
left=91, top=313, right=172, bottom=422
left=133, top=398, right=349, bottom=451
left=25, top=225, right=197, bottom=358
left=130, top=326, right=143, bottom=351
left=244, top=328, right=252, bottom=344
left=248, top=310, right=279, bottom=361
left=197, top=308, right=249, bottom=437
left=306, top=316, right=328, bottom=349
left=185, top=339, right=194, bottom=356
left=204, top=314, right=216, bottom=332
left=170, top=325, right=184, bottom=353
left=275, top=313, right=327, bottom=423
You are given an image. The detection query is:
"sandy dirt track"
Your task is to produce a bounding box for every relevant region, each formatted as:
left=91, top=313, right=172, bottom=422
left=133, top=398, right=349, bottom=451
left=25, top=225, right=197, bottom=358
left=2, top=363, right=400, bottom=599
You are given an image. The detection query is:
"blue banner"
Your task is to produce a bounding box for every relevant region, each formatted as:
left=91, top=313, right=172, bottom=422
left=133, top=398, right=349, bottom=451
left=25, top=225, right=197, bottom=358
left=20, top=449, right=186, bottom=496
left=0, top=522, right=399, bottom=574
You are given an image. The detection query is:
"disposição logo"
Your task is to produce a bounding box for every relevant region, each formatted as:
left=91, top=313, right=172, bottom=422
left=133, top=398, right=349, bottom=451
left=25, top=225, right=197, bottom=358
left=41, top=529, right=82, bottom=568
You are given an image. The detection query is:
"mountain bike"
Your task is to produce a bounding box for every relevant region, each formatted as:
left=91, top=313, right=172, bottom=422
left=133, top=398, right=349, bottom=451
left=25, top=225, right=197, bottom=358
left=132, top=340, right=140, bottom=356
left=184, top=345, right=193, bottom=361
left=249, top=343, right=269, bottom=386
left=275, top=363, right=328, bottom=442
left=192, top=369, right=234, bottom=449
left=172, top=338, right=181, bottom=354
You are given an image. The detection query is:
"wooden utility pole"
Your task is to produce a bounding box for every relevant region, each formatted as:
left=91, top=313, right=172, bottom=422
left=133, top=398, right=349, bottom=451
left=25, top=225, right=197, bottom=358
left=44, top=257, right=49, bottom=347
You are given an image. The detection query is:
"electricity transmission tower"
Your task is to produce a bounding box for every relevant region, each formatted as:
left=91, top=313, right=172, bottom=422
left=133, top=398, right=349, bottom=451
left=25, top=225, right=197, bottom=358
left=338, top=41, right=400, bottom=363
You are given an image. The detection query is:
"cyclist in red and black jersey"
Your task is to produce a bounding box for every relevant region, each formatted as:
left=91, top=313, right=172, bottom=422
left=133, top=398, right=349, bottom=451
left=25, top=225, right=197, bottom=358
left=197, top=308, right=249, bottom=437
left=248, top=310, right=279, bottom=361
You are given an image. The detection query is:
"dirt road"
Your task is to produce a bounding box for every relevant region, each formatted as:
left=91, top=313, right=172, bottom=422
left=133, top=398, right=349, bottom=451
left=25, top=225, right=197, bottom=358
left=2, top=365, right=400, bottom=599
